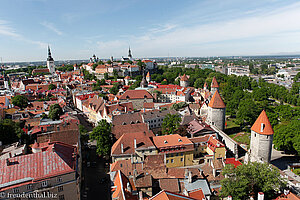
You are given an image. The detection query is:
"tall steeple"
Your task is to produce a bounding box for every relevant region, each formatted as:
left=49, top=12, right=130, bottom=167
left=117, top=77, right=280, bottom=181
left=128, top=46, right=132, bottom=59
left=47, top=45, right=54, bottom=61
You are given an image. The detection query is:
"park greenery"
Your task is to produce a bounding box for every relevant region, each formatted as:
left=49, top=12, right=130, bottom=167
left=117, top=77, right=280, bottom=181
left=48, top=103, right=63, bottom=120
left=0, top=119, right=25, bottom=145
left=12, top=95, right=28, bottom=109
left=89, top=119, right=112, bottom=158
left=161, top=114, right=182, bottom=135
left=221, top=162, right=286, bottom=200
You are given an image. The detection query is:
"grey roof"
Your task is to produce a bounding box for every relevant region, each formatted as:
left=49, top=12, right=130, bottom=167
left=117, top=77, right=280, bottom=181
left=141, top=109, right=177, bottom=120
left=182, top=179, right=211, bottom=196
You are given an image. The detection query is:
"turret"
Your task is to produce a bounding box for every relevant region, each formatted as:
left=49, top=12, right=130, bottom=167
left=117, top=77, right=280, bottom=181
left=47, top=46, right=55, bottom=74
left=207, top=90, right=226, bottom=130
left=146, top=72, right=151, bottom=83
left=211, top=76, right=219, bottom=96
left=248, top=110, right=274, bottom=163
left=128, top=46, right=132, bottom=59
left=180, top=74, right=189, bottom=87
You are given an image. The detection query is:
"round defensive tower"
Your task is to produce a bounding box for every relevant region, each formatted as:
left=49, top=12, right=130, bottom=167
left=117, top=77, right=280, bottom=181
left=207, top=90, right=226, bottom=131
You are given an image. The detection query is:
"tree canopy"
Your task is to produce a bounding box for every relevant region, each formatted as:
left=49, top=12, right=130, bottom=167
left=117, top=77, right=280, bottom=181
left=89, top=119, right=112, bottom=158
left=162, top=114, right=181, bottom=135
left=12, top=95, right=28, bottom=109
left=0, top=119, right=24, bottom=145
left=48, top=103, right=63, bottom=120
left=221, top=162, right=286, bottom=200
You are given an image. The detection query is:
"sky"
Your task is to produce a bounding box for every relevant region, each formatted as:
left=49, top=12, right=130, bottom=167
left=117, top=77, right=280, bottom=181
left=1, top=0, right=300, bottom=62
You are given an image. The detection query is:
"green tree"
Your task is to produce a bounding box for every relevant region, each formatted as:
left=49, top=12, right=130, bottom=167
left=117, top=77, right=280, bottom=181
left=194, top=78, right=205, bottom=88
left=89, top=119, right=112, bottom=157
left=92, top=63, right=97, bottom=70
left=162, top=114, right=181, bottom=135
left=273, top=119, right=300, bottom=154
left=104, top=73, right=109, bottom=80
left=0, top=119, right=24, bottom=145
left=109, top=86, right=119, bottom=95
left=12, top=95, right=28, bottom=109
left=221, top=162, right=286, bottom=200
left=48, top=103, right=63, bottom=120
left=236, top=99, right=258, bottom=127
left=48, top=84, right=57, bottom=90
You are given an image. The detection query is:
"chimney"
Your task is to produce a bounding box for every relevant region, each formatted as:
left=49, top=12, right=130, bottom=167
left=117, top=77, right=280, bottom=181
left=139, top=191, right=143, bottom=200
left=188, top=171, right=192, bottom=183
left=134, top=139, right=137, bottom=149
left=260, top=123, right=264, bottom=132
left=258, top=192, right=264, bottom=200
left=121, top=144, right=124, bottom=153
left=228, top=196, right=232, bottom=200
left=126, top=182, right=131, bottom=193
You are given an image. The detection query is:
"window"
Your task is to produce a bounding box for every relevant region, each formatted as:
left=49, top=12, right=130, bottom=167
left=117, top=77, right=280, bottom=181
left=181, top=158, right=183, bottom=162
left=120, top=164, right=123, bottom=167
left=171, top=159, right=174, bottom=163
left=181, top=153, right=183, bottom=156
left=13, top=188, right=19, bottom=193
left=149, top=149, right=152, bottom=153
left=41, top=181, right=48, bottom=187
left=176, top=153, right=179, bottom=156
left=166, top=160, right=169, bottom=163
left=57, top=177, right=62, bottom=183
left=58, top=186, right=63, bottom=192
left=27, top=184, right=33, bottom=190
left=59, top=195, right=65, bottom=200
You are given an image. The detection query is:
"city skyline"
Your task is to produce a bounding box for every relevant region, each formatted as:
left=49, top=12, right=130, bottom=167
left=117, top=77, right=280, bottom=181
left=1, top=0, right=300, bottom=62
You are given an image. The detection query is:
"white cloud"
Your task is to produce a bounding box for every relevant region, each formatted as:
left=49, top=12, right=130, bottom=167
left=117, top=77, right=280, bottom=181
left=94, top=1, right=300, bottom=57
left=41, top=21, right=63, bottom=35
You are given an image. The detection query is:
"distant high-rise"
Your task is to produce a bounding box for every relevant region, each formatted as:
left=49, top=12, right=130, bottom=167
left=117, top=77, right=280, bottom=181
left=47, top=46, right=55, bottom=74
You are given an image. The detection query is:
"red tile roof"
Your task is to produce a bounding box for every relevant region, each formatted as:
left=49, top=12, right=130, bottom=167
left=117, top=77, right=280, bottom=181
left=275, top=192, right=300, bottom=200
left=159, top=179, right=180, bottom=193
left=224, top=158, right=242, bottom=168
left=211, top=76, right=219, bottom=88
left=0, top=141, right=76, bottom=190
left=207, top=136, right=225, bottom=152
left=146, top=72, right=151, bottom=77
left=111, top=131, right=155, bottom=156
left=188, top=188, right=205, bottom=200
left=112, top=123, right=150, bottom=140
left=180, top=74, right=189, bottom=81
left=152, top=134, right=193, bottom=150
left=150, top=190, right=197, bottom=200
left=208, top=90, right=225, bottom=108
left=119, top=90, right=153, bottom=100
left=110, top=159, right=143, bottom=177
left=251, top=110, right=274, bottom=135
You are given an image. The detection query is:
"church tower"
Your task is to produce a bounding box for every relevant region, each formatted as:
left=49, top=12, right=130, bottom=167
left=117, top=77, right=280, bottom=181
left=207, top=90, right=226, bottom=130
left=3, top=74, right=9, bottom=89
left=211, top=77, right=219, bottom=96
left=248, top=110, right=274, bottom=163
left=47, top=46, right=55, bottom=75
left=128, top=46, right=132, bottom=60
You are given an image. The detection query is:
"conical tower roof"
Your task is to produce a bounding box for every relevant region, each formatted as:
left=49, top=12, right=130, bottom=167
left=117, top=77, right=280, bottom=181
left=204, top=82, right=208, bottom=88
left=181, top=74, right=189, bottom=81
left=211, top=76, right=219, bottom=88
left=208, top=90, right=225, bottom=108
left=146, top=72, right=150, bottom=77
left=251, top=110, right=274, bottom=135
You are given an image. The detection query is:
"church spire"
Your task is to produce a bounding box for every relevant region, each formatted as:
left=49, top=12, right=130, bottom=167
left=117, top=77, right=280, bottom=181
left=47, top=45, right=54, bottom=61
left=128, top=46, right=132, bottom=59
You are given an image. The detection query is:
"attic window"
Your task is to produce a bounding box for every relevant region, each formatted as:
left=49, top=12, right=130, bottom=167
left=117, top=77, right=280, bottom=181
left=120, top=164, right=123, bottom=167
left=178, top=139, right=182, bottom=142
left=164, top=140, right=168, bottom=144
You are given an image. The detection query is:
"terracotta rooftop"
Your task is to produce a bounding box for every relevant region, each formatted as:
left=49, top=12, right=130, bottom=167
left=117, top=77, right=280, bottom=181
left=159, top=179, right=180, bottom=193
left=111, top=131, right=155, bottom=156
left=207, top=136, right=225, bottom=152
left=251, top=110, right=274, bottom=135
left=180, top=74, right=189, bottom=81
left=146, top=72, right=151, bottom=78
left=208, top=90, right=225, bottom=108
left=152, top=134, right=193, bottom=149
left=0, top=141, right=76, bottom=190
left=112, top=123, right=150, bottom=140
left=110, top=159, right=143, bottom=177
left=119, top=90, right=153, bottom=100
left=224, top=158, right=242, bottom=168
left=188, top=188, right=205, bottom=200
left=211, top=76, right=219, bottom=88
left=112, top=112, right=143, bottom=126
left=150, top=190, right=197, bottom=200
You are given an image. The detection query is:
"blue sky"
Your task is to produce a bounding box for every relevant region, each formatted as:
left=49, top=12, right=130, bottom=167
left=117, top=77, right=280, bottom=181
left=1, top=0, right=300, bottom=62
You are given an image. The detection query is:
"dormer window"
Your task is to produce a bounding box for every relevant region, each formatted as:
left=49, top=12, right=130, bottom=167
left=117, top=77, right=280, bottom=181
left=164, top=140, right=168, bottom=144
left=178, top=139, right=182, bottom=142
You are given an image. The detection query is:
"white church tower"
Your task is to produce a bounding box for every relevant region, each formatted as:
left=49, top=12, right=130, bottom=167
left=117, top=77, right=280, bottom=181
left=246, top=110, right=274, bottom=163
left=47, top=46, right=55, bottom=75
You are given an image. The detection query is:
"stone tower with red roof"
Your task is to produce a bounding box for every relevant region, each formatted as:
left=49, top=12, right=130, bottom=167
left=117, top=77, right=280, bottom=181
left=211, top=76, right=219, bottom=96
left=207, top=90, right=226, bottom=131
left=180, top=74, right=189, bottom=87
left=247, top=110, right=274, bottom=163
